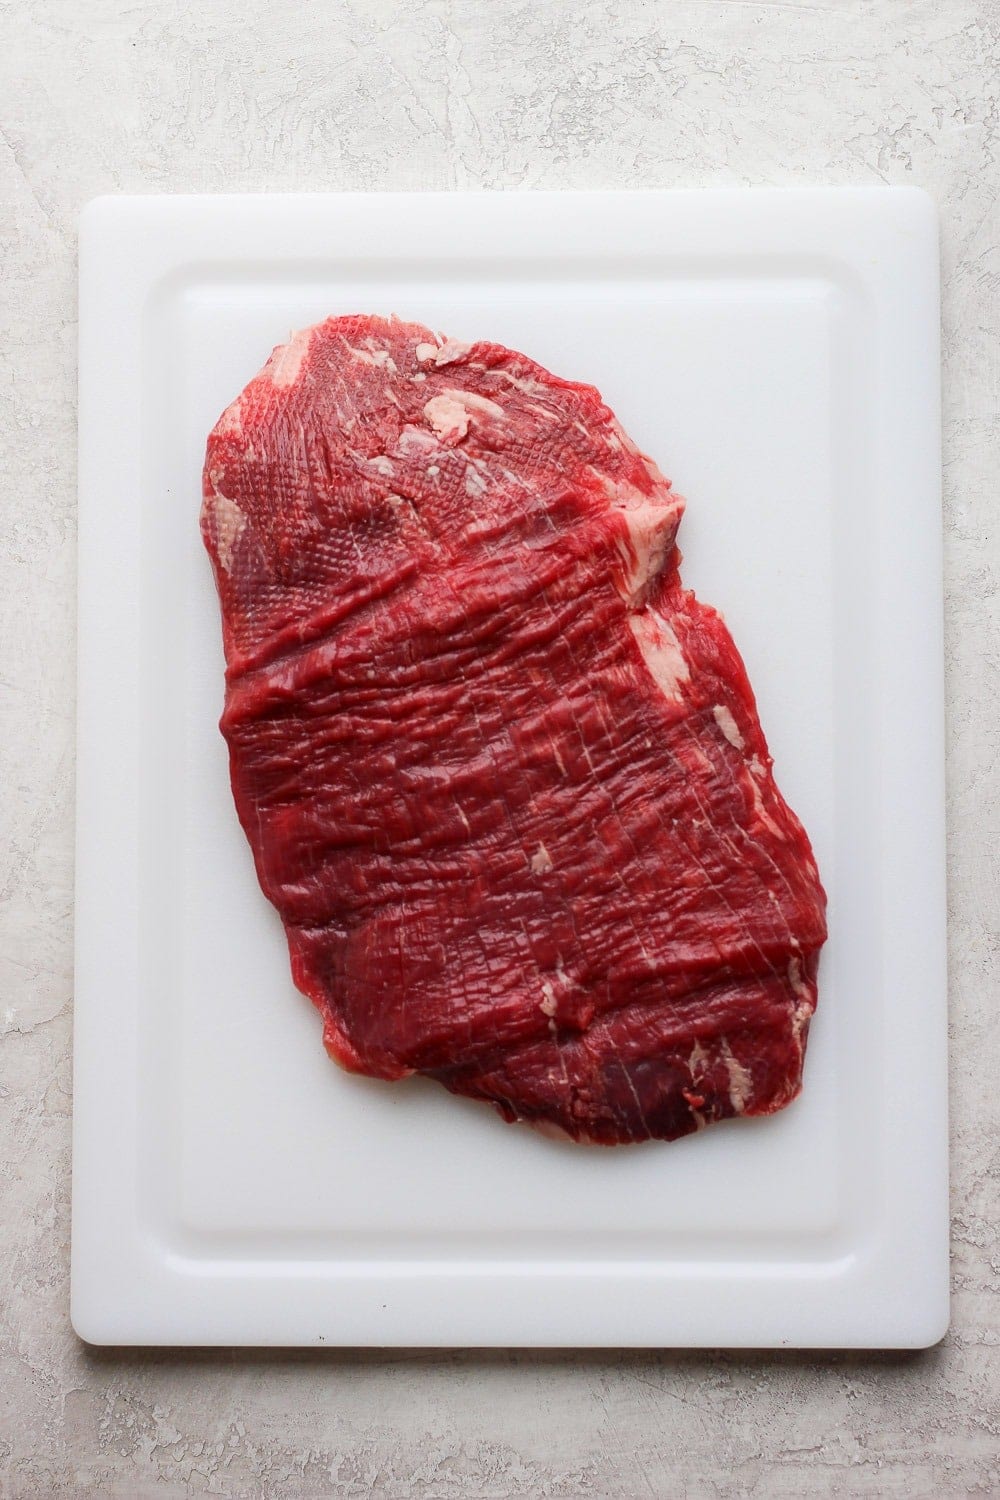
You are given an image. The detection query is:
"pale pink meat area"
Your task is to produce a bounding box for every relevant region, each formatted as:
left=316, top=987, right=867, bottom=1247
left=201, top=314, right=827, bottom=1145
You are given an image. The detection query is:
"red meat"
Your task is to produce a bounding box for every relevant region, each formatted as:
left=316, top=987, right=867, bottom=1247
left=202, top=314, right=827, bottom=1144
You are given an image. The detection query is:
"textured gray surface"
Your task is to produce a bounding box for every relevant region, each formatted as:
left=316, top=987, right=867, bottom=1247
left=0, top=0, right=997, bottom=1495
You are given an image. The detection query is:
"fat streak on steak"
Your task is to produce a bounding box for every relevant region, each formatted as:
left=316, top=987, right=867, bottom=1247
left=202, top=314, right=827, bottom=1145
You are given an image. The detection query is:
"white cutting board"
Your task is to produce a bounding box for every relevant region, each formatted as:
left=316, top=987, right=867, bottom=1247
left=73, top=189, right=947, bottom=1347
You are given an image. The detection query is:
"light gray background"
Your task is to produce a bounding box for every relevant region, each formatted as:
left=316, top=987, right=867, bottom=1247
left=1, top=2, right=997, bottom=1496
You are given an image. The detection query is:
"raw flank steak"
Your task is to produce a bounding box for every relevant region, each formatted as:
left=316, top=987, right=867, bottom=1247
left=201, top=314, right=827, bottom=1145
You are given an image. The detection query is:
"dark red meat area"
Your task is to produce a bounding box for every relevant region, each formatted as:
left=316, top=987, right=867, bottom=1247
left=202, top=314, right=827, bottom=1145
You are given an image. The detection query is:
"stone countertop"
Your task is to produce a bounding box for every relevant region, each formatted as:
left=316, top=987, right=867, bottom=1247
left=1, top=2, right=997, bottom=1495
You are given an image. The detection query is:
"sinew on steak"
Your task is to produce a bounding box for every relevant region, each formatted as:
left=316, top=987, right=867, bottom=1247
left=202, top=314, right=827, bottom=1145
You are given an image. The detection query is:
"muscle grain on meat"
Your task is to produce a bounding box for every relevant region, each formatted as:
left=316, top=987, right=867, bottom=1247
left=202, top=314, right=827, bottom=1145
